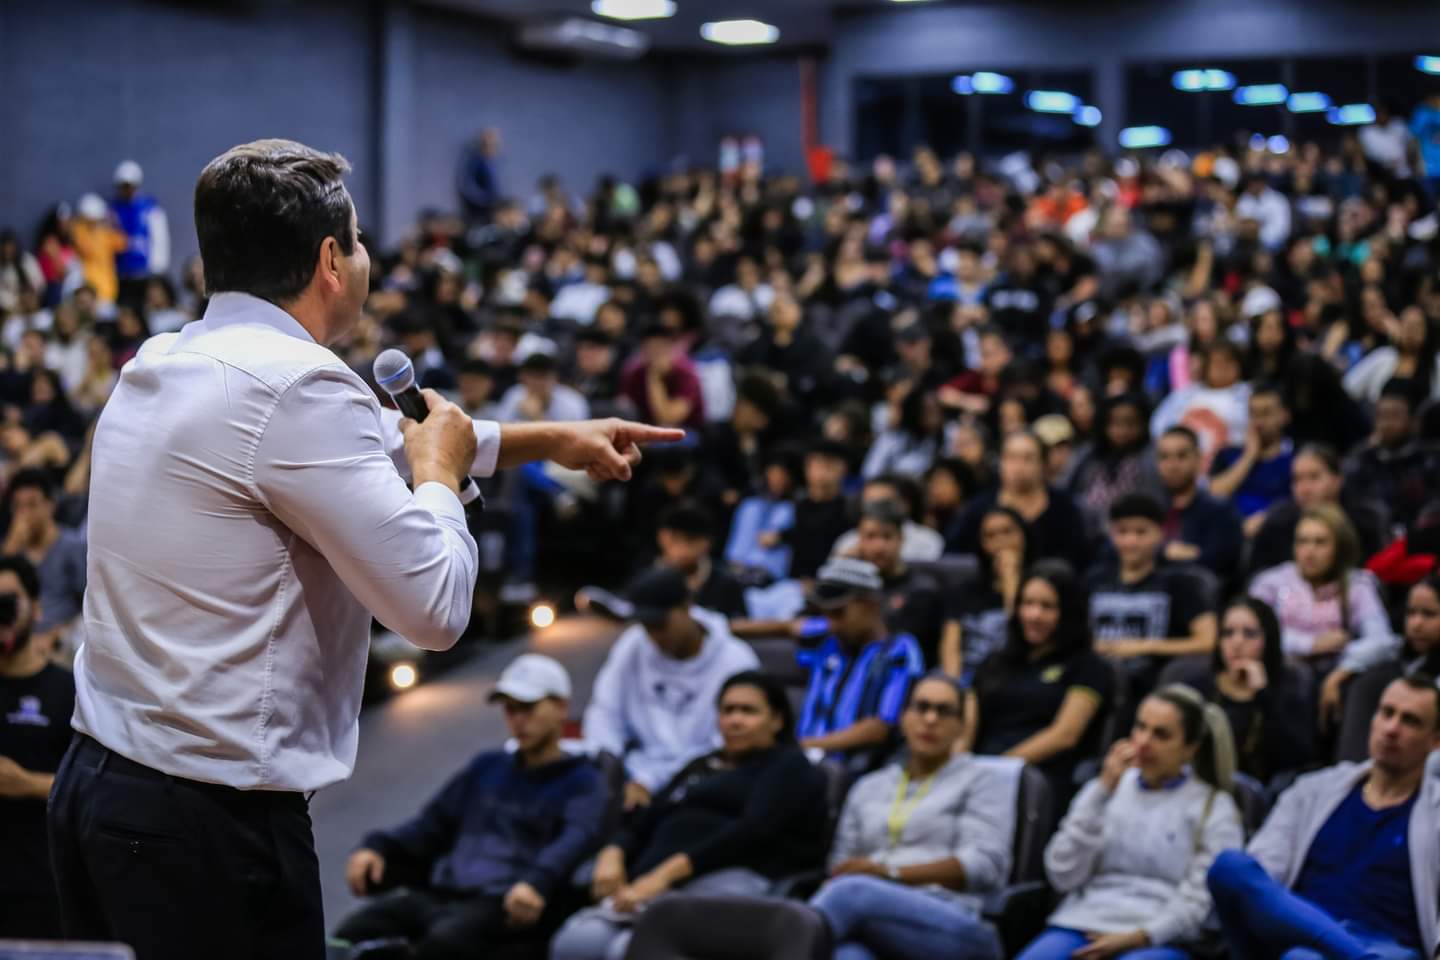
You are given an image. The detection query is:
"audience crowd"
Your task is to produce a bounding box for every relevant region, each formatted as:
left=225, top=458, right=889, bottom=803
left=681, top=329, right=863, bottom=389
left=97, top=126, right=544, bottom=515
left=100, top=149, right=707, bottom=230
left=4, top=123, right=1440, bottom=958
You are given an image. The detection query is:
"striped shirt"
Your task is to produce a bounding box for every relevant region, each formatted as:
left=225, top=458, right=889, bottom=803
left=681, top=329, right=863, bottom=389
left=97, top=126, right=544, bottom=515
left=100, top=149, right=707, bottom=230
left=797, top=632, right=924, bottom=742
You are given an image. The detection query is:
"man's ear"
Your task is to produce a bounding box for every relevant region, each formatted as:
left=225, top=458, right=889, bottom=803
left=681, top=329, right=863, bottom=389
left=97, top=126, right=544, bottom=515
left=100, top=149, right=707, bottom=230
left=316, top=236, right=342, bottom=294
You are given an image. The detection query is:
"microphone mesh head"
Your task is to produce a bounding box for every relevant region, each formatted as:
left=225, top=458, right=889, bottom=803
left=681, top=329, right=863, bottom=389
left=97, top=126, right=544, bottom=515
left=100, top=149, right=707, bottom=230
left=373, top=349, right=416, bottom=396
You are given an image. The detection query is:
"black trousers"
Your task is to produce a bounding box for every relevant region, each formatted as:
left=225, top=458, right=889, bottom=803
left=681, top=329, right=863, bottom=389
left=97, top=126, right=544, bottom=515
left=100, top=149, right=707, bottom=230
left=334, top=887, right=553, bottom=960
left=0, top=893, right=63, bottom=939
left=47, top=734, right=324, bottom=960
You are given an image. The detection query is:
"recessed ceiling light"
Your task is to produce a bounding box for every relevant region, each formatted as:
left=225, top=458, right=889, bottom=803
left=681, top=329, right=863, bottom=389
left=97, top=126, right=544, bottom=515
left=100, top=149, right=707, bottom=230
left=591, top=0, right=675, bottom=20
left=700, top=19, right=780, bottom=45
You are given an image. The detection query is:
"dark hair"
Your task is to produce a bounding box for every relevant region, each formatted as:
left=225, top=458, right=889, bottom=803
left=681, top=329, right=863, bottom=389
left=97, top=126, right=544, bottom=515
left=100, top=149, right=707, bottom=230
left=867, top=473, right=922, bottom=520
left=7, top=468, right=54, bottom=504
left=1379, top=377, right=1422, bottom=413
left=1109, top=492, right=1165, bottom=526
left=1094, top=391, right=1151, bottom=458
left=978, top=561, right=1091, bottom=694
left=736, top=373, right=782, bottom=422
left=459, top=358, right=494, bottom=379
left=194, top=139, right=355, bottom=305
left=1405, top=576, right=1440, bottom=673
left=860, top=498, right=906, bottom=532
left=976, top=505, right=1033, bottom=583
left=905, top=670, right=967, bottom=718
left=1249, top=380, right=1284, bottom=402
left=1391, top=674, right=1440, bottom=731
left=926, top=457, right=976, bottom=500
left=1213, top=596, right=1286, bottom=684
left=0, top=554, right=40, bottom=601
left=1146, top=684, right=1236, bottom=790
left=1294, top=443, right=1341, bottom=478
left=897, top=386, right=942, bottom=441
left=658, top=500, right=714, bottom=540
left=719, top=670, right=796, bottom=743
left=1203, top=339, right=1246, bottom=381
left=1161, top=425, right=1200, bottom=449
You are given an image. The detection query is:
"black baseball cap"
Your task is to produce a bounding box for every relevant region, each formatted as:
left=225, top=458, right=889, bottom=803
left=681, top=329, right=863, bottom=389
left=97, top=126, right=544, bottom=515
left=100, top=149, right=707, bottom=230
left=808, top=558, right=884, bottom=611
left=620, top=566, right=692, bottom=626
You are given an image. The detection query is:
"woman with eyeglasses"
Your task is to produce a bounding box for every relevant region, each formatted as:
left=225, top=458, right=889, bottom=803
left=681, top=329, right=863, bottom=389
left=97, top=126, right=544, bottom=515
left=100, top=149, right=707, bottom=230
left=809, top=672, right=1014, bottom=960
left=551, top=672, right=827, bottom=960
left=1015, top=685, right=1244, bottom=960
left=1193, top=597, right=1315, bottom=784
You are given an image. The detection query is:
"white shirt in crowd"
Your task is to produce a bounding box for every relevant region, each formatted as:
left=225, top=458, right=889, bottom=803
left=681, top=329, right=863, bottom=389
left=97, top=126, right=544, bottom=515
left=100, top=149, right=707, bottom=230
left=494, top=382, right=590, bottom=423
left=1235, top=187, right=1292, bottom=251
left=73, top=293, right=498, bottom=792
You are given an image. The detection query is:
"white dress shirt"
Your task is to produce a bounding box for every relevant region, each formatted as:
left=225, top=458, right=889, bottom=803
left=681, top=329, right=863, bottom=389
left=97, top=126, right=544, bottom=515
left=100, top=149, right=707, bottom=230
left=73, top=293, right=498, bottom=791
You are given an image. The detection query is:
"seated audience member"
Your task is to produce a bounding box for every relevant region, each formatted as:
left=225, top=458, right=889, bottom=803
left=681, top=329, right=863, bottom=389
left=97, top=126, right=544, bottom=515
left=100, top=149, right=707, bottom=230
left=1249, top=504, right=1399, bottom=725
left=924, top=457, right=975, bottom=538
left=1194, top=597, right=1315, bottom=784
left=1068, top=392, right=1163, bottom=538
left=704, top=373, right=782, bottom=506
left=796, top=558, right=926, bottom=765
left=618, top=321, right=705, bottom=430
left=493, top=350, right=590, bottom=423
left=1249, top=444, right=1391, bottom=578
left=1150, top=339, right=1252, bottom=458
left=724, top=446, right=798, bottom=582
left=1016, top=685, right=1244, bottom=960
left=1087, top=494, right=1218, bottom=696
left=552, top=672, right=827, bottom=960
left=941, top=506, right=1031, bottom=683
left=335, top=655, right=604, bottom=958
left=1337, top=576, right=1440, bottom=762
left=863, top=384, right=947, bottom=480
left=1345, top=379, right=1440, bottom=531
left=853, top=499, right=947, bottom=667
left=969, top=563, right=1113, bottom=801
left=951, top=431, right=1090, bottom=573
left=1208, top=382, right=1294, bottom=528
left=0, top=555, right=72, bottom=939
left=1155, top=426, right=1243, bottom=579
left=1207, top=676, right=1440, bottom=960
left=786, top=439, right=854, bottom=581
left=655, top=501, right=746, bottom=620
left=831, top=474, right=944, bottom=563
left=810, top=673, right=1014, bottom=960
left=2, top=469, right=86, bottom=656
left=583, top=567, right=758, bottom=811
left=939, top=324, right=1012, bottom=417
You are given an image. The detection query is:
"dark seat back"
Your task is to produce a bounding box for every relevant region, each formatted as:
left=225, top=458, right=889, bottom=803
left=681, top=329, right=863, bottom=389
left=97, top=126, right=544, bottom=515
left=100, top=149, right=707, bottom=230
left=747, top=635, right=806, bottom=688
left=1012, top=762, right=1057, bottom=884
left=624, top=895, right=831, bottom=960
left=910, top=554, right=981, bottom=596
left=1230, top=771, right=1271, bottom=837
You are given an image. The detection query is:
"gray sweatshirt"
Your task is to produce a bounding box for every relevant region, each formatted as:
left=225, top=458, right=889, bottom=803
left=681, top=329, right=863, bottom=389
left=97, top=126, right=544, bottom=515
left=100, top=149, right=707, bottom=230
left=1045, top=768, right=1244, bottom=945
left=827, top=753, right=1019, bottom=914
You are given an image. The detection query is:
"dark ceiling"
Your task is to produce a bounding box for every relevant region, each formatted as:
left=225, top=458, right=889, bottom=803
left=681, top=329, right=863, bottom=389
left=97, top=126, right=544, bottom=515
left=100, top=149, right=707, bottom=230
left=416, top=0, right=958, bottom=52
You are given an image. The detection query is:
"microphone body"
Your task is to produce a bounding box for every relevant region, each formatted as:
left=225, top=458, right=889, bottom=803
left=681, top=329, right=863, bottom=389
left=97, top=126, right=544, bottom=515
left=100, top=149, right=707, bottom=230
left=373, top=350, right=482, bottom=506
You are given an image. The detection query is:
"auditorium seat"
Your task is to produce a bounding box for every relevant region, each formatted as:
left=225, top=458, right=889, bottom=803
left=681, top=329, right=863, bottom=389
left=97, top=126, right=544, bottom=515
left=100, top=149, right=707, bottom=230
left=623, top=895, right=832, bottom=960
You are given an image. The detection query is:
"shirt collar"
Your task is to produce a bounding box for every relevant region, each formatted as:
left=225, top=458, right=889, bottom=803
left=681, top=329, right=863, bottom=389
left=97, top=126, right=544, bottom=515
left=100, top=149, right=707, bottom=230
left=199, top=292, right=318, bottom=344
left=1137, top=769, right=1190, bottom=792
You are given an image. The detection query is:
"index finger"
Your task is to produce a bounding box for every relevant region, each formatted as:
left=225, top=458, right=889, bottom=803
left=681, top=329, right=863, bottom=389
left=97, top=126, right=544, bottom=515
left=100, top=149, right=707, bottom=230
left=616, top=422, right=686, bottom=446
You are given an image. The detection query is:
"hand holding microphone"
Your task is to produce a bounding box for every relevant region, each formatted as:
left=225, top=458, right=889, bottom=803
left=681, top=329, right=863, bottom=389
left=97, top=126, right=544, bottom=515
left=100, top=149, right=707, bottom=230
left=374, top=350, right=480, bottom=504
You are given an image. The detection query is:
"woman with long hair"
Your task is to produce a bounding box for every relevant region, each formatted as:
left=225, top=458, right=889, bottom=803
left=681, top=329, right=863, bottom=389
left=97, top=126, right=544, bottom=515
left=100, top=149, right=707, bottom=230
left=552, top=672, right=826, bottom=960
left=1336, top=575, right=1440, bottom=761
left=1249, top=504, right=1399, bottom=732
left=863, top=386, right=946, bottom=479
left=1068, top=392, right=1162, bottom=536
left=970, top=562, right=1113, bottom=800
left=1343, top=305, right=1440, bottom=403
left=1015, top=685, right=1244, bottom=959
left=1193, top=597, right=1315, bottom=783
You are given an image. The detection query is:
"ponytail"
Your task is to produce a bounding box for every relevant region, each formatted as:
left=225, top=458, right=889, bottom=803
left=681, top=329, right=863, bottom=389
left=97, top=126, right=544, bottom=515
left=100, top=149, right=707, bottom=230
left=1153, top=683, right=1236, bottom=793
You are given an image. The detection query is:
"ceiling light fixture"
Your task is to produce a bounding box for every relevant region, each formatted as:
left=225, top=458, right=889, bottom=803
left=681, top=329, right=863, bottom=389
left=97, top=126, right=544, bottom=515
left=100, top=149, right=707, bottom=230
left=592, top=0, right=675, bottom=19
left=700, top=19, right=780, bottom=45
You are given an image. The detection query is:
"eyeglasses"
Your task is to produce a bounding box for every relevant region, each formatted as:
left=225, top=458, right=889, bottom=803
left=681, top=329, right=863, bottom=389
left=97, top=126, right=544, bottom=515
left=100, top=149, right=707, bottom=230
left=907, top=699, right=961, bottom=720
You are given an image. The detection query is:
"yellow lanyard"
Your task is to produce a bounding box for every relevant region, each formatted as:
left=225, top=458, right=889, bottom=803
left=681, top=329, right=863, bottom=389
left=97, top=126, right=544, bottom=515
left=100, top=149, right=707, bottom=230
left=886, top=769, right=936, bottom=849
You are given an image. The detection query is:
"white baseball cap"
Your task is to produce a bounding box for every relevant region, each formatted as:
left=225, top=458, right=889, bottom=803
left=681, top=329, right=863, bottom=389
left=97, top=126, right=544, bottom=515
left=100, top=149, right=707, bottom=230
left=114, top=160, right=144, bottom=186
left=77, top=194, right=108, bottom=220
left=489, top=653, right=571, bottom=703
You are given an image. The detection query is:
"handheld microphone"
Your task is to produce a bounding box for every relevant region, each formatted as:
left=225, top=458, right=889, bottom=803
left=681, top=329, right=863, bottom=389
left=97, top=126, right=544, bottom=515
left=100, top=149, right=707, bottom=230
left=373, top=349, right=482, bottom=506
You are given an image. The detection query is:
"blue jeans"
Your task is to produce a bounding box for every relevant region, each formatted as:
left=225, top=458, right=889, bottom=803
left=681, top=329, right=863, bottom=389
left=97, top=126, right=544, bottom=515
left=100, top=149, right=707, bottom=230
left=809, top=875, right=1001, bottom=960
left=1015, top=927, right=1188, bottom=959
left=1207, top=849, right=1422, bottom=960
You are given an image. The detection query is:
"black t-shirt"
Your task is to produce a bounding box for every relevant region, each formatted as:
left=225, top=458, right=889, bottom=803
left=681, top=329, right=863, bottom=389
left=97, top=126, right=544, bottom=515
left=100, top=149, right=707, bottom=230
left=974, top=649, right=1112, bottom=786
left=882, top=568, right=946, bottom=668
left=695, top=567, right=748, bottom=620
left=0, top=663, right=75, bottom=893
left=788, top=496, right=851, bottom=580
left=947, top=581, right=1008, bottom=680
left=1084, top=565, right=1205, bottom=644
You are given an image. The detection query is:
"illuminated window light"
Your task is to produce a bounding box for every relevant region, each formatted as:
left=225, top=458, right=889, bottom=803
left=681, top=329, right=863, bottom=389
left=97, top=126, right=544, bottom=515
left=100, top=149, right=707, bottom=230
left=1234, top=84, right=1288, bottom=106
left=1416, top=56, right=1440, bottom=75
left=591, top=0, right=674, bottom=19
left=1328, top=103, right=1377, bottom=126
left=1172, top=69, right=1235, bottom=92
left=1025, top=90, right=1080, bottom=114
left=1119, top=126, right=1172, bottom=149
left=530, top=602, right=557, bottom=629
left=1287, top=92, right=1332, bottom=113
left=951, top=75, right=975, bottom=95
left=1267, top=135, right=1290, bottom=154
left=389, top=662, right=418, bottom=691
left=700, top=19, right=779, bottom=45
left=970, top=71, right=1014, bottom=94
left=1074, top=105, right=1102, bottom=127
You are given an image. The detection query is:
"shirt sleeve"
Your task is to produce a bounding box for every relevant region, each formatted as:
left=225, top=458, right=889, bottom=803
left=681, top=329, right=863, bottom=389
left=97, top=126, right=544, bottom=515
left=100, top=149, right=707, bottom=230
left=874, top=636, right=925, bottom=724
left=377, top=405, right=502, bottom=479
left=1043, top=777, right=1112, bottom=893
left=253, top=367, right=477, bottom=651
left=1063, top=652, right=1113, bottom=705
left=1143, top=790, right=1245, bottom=945
left=953, top=762, right=1016, bottom=893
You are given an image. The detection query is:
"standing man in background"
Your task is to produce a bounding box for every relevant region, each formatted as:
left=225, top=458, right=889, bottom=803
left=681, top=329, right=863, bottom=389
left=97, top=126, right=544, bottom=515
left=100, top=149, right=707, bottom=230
left=457, top=128, right=503, bottom=223
left=110, top=160, right=170, bottom=307
left=47, top=138, right=679, bottom=960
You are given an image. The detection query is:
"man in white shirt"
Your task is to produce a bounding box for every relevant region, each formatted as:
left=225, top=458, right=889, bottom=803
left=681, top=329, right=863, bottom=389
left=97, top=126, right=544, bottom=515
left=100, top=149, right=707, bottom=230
left=46, top=138, right=679, bottom=960
left=1234, top=175, right=1293, bottom=251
